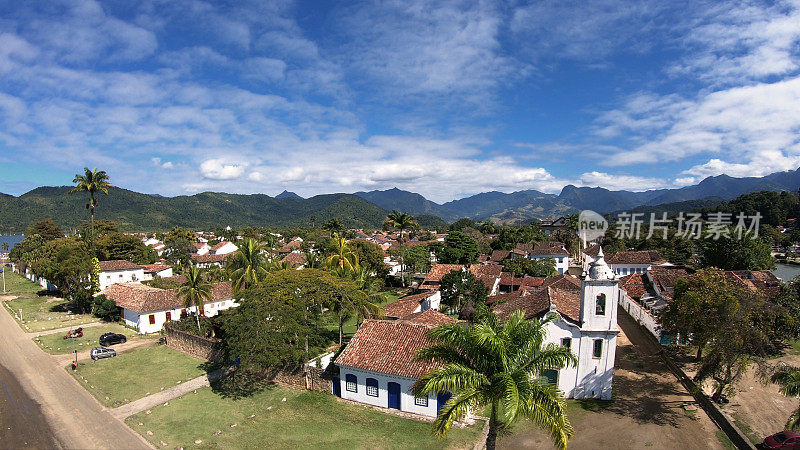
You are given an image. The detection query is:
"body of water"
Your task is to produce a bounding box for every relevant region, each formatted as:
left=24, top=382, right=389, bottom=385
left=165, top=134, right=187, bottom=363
left=0, top=234, right=23, bottom=252
left=773, top=263, right=800, bottom=282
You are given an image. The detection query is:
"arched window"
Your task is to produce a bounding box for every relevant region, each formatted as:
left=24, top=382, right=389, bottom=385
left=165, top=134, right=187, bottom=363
left=366, top=378, right=378, bottom=397
left=595, top=293, right=606, bottom=315
left=345, top=374, right=357, bottom=393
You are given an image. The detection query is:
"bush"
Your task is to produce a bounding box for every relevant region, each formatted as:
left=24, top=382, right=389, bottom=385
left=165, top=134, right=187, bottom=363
left=92, top=294, right=121, bottom=322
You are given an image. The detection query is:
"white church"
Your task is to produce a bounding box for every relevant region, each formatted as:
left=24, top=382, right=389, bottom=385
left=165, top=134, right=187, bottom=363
left=333, top=249, right=619, bottom=416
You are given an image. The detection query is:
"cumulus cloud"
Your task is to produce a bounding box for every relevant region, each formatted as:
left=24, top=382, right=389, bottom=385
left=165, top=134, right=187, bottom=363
left=200, top=159, right=246, bottom=180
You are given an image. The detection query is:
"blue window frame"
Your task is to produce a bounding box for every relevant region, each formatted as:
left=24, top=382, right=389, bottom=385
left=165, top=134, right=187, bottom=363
left=366, top=378, right=378, bottom=397
left=345, top=374, right=357, bottom=393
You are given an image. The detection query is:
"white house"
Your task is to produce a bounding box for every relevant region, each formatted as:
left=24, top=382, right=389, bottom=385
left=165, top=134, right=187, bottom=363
left=209, top=241, right=238, bottom=255
left=382, top=290, right=440, bottom=319
left=105, top=281, right=237, bottom=334
left=492, top=248, right=619, bottom=400
left=194, top=243, right=211, bottom=256
left=334, top=313, right=457, bottom=417
left=98, top=260, right=145, bottom=291
left=140, top=264, right=173, bottom=281
left=606, top=250, right=665, bottom=276
left=526, top=242, right=570, bottom=275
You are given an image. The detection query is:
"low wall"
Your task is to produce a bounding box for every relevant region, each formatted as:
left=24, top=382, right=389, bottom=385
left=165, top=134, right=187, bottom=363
left=164, top=324, right=334, bottom=393
left=619, top=292, right=661, bottom=341
left=164, top=324, right=224, bottom=362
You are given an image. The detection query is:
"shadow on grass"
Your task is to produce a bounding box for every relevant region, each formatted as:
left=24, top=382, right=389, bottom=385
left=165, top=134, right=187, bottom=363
left=207, top=367, right=275, bottom=400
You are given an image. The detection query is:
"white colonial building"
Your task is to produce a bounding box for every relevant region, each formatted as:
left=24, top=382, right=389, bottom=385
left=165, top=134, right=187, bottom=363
left=98, top=260, right=145, bottom=291
left=105, top=281, right=237, bottom=334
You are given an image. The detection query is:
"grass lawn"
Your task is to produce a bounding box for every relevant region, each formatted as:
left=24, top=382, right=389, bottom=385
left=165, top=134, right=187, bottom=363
left=1, top=270, right=99, bottom=332
left=126, top=384, right=483, bottom=449
left=33, top=322, right=143, bottom=354
left=69, top=344, right=206, bottom=407
left=788, top=339, right=800, bottom=356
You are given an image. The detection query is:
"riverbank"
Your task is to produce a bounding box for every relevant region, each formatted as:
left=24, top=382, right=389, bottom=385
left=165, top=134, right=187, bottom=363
left=0, top=362, right=59, bottom=449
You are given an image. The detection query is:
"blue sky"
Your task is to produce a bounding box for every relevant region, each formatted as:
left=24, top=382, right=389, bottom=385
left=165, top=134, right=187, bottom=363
left=0, top=0, right=799, bottom=203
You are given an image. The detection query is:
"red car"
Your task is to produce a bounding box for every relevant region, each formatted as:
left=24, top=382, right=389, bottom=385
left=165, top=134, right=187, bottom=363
left=764, top=431, right=800, bottom=449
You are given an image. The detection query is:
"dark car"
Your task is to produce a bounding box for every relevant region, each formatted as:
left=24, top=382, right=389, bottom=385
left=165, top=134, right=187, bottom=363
left=99, top=332, right=127, bottom=347
left=764, top=431, right=800, bottom=449
left=90, top=347, right=117, bottom=361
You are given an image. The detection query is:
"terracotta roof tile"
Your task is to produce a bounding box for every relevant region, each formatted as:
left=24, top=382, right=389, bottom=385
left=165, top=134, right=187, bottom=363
left=530, top=241, right=569, bottom=256
left=281, top=252, right=305, bottom=268
left=582, top=243, right=601, bottom=258
left=140, top=264, right=171, bottom=274
left=400, top=309, right=455, bottom=326
left=106, top=281, right=233, bottom=314
left=490, top=250, right=510, bottom=262
left=606, top=250, right=664, bottom=265
left=424, top=264, right=464, bottom=283
left=98, top=260, right=142, bottom=272
left=383, top=291, right=435, bottom=318
left=619, top=273, right=647, bottom=300
left=540, top=274, right=581, bottom=292
left=335, top=320, right=442, bottom=379
left=191, top=253, right=228, bottom=263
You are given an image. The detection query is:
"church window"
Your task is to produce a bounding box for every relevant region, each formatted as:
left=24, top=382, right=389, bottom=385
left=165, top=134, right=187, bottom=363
left=593, top=339, right=603, bottom=358
left=596, top=294, right=606, bottom=315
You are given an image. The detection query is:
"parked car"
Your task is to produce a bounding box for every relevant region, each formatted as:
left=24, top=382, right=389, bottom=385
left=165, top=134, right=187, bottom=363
left=99, top=332, right=127, bottom=346
left=90, top=347, right=117, bottom=361
left=764, top=431, right=800, bottom=449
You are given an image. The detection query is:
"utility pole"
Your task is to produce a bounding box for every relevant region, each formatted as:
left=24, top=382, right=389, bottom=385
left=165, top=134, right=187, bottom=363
left=1, top=266, right=5, bottom=294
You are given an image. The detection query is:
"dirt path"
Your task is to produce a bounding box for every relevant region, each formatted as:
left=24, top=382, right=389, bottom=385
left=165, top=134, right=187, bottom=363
left=52, top=337, right=158, bottom=366
left=499, top=310, right=723, bottom=450
left=0, top=304, right=152, bottom=449
left=110, top=369, right=225, bottom=420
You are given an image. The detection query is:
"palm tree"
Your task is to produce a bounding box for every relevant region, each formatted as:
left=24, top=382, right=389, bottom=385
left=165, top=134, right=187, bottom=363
left=348, top=264, right=386, bottom=326
left=413, top=310, right=576, bottom=450
left=326, top=233, right=358, bottom=272
left=769, top=364, right=800, bottom=430
left=226, top=238, right=269, bottom=292
left=304, top=251, right=322, bottom=269
left=69, top=167, right=111, bottom=249
left=322, top=218, right=343, bottom=237
left=384, top=210, right=417, bottom=286
left=267, top=259, right=292, bottom=272
left=328, top=278, right=382, bottom=346
left=177, top=264, right=213, bottom=333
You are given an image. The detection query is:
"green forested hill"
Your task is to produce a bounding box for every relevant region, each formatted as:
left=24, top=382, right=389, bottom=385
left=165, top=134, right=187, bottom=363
left=0, top=186, right=391, bottom=232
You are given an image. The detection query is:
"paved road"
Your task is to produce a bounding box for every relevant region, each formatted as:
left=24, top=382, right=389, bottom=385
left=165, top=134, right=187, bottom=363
left=0, top=363, right=59, bottom=449
left=0, top=305, right=151, bottom=449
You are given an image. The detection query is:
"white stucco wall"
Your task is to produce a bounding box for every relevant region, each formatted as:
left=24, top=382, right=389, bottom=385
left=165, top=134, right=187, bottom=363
left=337, top=366, right=440, bottom=417
left=529, top=255, right=570, bottom=275
left=99, top=268, right=145, bottom=291
left=610, top=264, right=650, bottom=276
left=128, top=298, right=239, bottom=334
left=619, top=291, right=661, bottom=341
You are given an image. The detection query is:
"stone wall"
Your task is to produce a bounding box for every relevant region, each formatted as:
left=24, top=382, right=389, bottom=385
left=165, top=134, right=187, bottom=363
left=270, top=366, right=335, bottom=393
left=164, top=324, right=224, bottom=362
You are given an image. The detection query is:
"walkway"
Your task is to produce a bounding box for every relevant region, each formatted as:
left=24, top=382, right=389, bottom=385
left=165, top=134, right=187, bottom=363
left=110, top=369, right=225, bottom=419
left=30, top=320, right=104, bottom=337
left=0, top=305, right=152, bottom=449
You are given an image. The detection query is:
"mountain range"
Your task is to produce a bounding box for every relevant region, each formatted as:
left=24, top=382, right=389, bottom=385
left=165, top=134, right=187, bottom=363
left=2, top=168, right=800, bottom=232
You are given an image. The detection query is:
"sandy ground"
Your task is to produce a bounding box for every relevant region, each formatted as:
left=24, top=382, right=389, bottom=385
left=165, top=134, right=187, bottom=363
left=499, top=311, right=723, bottom=450
left=0, top=304, right=152, bottom=449
left=724, top=353, right=800, bottom=439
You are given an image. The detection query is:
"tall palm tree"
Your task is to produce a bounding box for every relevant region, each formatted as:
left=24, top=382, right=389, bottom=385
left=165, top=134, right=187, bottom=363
left=413, top=310, right=576, bottom=450
left=326, top=233, right=358, bottom=272
left=322, top=218, right=343, bottom=237
left=226, top=238, right=268, bottom=292
left=304, top=251, right=322, bottom=269
left=769, top=364, right=800, bottom=430
left=328, top=278, right=382, bottom=346
left=384, top=210, right=417, bottom=286
left=178, top=264, right=213, bottom=333
left=69, top=167, right=111, bottom=250
left=267, top=259, right=292, bottom=272
left=348, top=264, right=386, bottom=326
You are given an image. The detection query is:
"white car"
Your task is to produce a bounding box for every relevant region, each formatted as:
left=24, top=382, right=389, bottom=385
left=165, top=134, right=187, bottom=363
left=90, top=347, right=117, bottom=361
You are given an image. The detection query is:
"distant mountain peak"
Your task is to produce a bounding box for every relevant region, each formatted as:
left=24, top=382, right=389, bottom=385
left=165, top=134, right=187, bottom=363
left=276, top=190, right=302, bottom=199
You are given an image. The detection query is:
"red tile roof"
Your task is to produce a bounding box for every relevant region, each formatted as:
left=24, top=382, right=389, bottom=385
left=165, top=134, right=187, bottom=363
left=281, top=252, right=305, bottom=268
left=140, top=264, right=171, bottom=274
left=191, top=253, right=228, bottom=263
left=106, top=281, right=233, bottom=314
left=540, top=274, right=581, bottom=292
left=335, top=320, right=442, bottom=378
left=530, top=242, right=569, bottom=256
left=582, top=243, right=601, bottom=259
left=606, top=250, right=664, bottom=265
left=98, top=260, right=142, bottom=272
left=400, top=309, right=455, bottom=326
left=424, top=264, right=464, bottom=283
left=649, top=267, right=690, bottom=300
left=619, top=273, right=648, bottom=300
left=492, top=287, right=580, bottom=323
left=383, top=291, right=435, bottom=318
left=490, top=250, right=510, bottom=262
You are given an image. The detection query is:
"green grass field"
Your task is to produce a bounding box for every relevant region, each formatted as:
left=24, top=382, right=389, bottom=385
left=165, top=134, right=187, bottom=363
left=69, top=344, right=206, bottom=407
left=1, top=270, right=99, bottom=332
left=33, top=323, right=143, bottom=354
left=126, top=384, right=483, bottom=449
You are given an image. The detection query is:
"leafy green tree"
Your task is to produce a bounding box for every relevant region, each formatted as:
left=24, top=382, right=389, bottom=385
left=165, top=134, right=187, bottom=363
left=32, top=238, right=93, bottom=312
left=96, top=232, right=156, bottom=264
left=350, top=239, right=389, bottom=278
left=178, top=264, right=213, bottom=333
left=384, top=210, right=418, bottom=243
left=490, top=225, right=546, bottom=251
left=439, top=269, right=488, bottom=318
left=219, top=269, right=336, bottom=372
left=92, top=294, right=121, bottom=322
left=164, top=226, right=195, bottom=267
left=322, top=218, right=344, bottom=237
left=659, top=268, right=740, bottom=360
left=698, top=233, right=775, bottom=270
left=413, top=311, right=576, bottom=450
left=501, top=258, right=556, bottom=277
left=404, top=243, right=433, bottom=274
left=226, top=238, right=268, bottom=293
left=326, top=273, right=382, bottom=345
left=1, top=241, right=7, bottom=253
left=449, top=218, right=476, bottom=232
left=766, top=364, right=800, bottom=431
left=26, top=219, right=64, bottom=242
left=436, top=231, right=480, bottom=265
left=69, top=167, right=111, bottom=249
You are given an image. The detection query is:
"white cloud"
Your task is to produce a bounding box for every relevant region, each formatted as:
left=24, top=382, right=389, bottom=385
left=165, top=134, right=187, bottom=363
left=579, top=171, right=667, bottom=191
left=200, top=159, right=246, bottom=180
